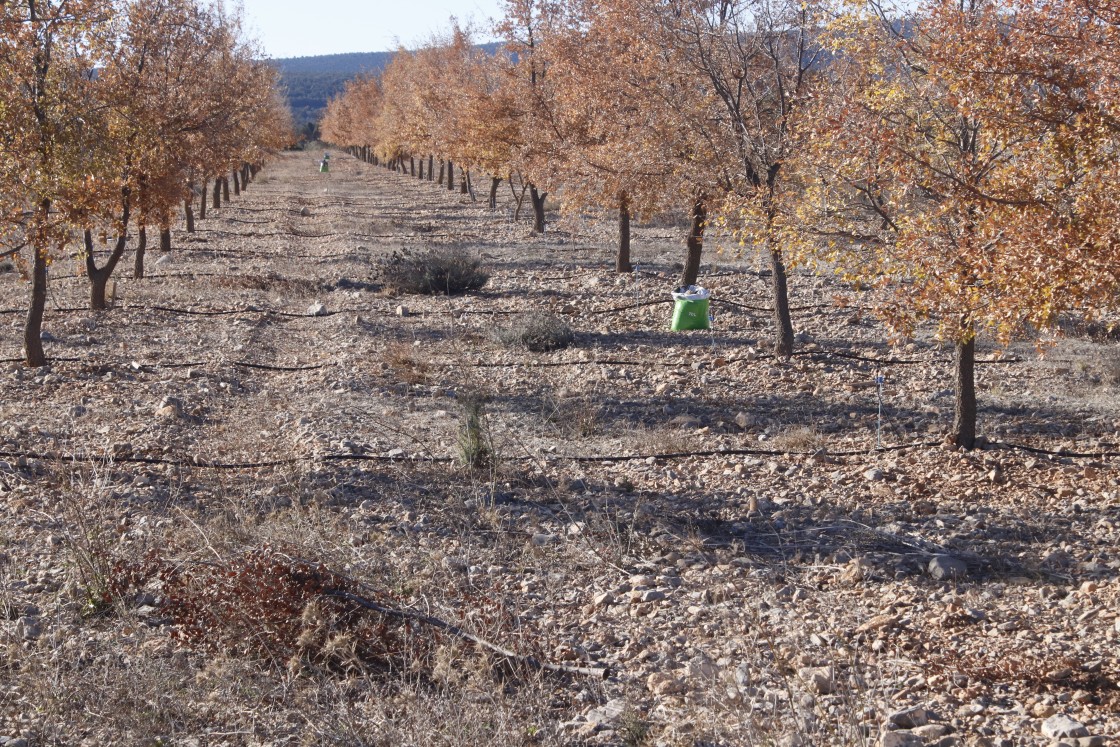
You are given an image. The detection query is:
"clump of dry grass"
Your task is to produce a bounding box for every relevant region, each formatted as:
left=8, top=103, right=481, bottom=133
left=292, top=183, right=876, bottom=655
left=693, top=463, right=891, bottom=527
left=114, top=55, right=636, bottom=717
left=768, top=425, right=824, bottom=452
left=384, top=341, right=432, bottom=385
left=541, top=389, right=600, bottom=438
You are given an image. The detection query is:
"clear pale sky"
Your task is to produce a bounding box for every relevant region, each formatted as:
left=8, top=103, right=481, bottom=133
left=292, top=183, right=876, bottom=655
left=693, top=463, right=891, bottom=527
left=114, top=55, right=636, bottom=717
left=235, top=0, right=506, bottom=58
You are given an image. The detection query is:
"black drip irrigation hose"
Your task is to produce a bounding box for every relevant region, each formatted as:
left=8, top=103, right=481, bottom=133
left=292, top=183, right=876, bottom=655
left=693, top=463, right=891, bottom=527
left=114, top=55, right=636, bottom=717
left=439, top=347, right=1018, bottom=369
left=0, top=356, right=329, bottom=372
left=4, top=439, right=1111, bottom=473
left=0, top=448, right=451, bottom=470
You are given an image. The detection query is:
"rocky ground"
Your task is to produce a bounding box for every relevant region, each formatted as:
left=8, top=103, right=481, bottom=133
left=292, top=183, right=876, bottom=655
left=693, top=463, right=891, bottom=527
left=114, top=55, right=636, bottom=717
left=0, top=148, right=1118, bottom=747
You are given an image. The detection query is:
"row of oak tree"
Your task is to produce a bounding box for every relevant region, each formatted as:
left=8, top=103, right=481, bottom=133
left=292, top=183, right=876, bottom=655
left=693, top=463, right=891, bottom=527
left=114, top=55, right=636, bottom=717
left=1, top=0, right=293, bottom=367
left=321, top=0, right=1120, bottom=449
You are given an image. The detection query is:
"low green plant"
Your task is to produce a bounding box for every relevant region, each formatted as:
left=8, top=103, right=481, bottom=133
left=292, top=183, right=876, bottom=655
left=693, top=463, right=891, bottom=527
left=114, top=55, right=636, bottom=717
left=458, top=395, right=494, bottom=470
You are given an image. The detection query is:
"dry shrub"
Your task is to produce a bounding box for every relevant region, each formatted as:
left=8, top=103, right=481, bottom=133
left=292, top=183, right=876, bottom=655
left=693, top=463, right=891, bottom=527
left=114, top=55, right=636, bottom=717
left=0, top=260, right=14, bottom=274
left=100, top=545, right=422, bottom=674
left=494, top=312, right=575, bottom=352
left=161, top=547, right=417, bottom=672
left=382, top=246, right=489, bottom=295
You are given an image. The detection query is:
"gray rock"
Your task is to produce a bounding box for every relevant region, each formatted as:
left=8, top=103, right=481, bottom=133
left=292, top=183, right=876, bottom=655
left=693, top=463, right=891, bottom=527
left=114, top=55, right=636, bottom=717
left=889, top=706, right=935, bottom=729
left=798, top=666, right=835, bottom=695
left=584, top=698, right=626, bottom=726
left=592, top=592, right=615, bottom=608
left=16, top=616, right=40, bottom=641
left=641, top=589, right=666, bottom=603
left=1041, top=714, right=1089, bottom=739
left=39, top=330, right=55, bottom=342
left=930, top=738, right=961, bottom=747
left=864, top=467, right=885, bottom=482
left=879, top=731, right=924, bottom=747
left=911, top=723, right=951, bottom=739
left=307, top=302, right=328, bottom=316
left=928, top=554, right=968, bottom=581
left=299, top=206, right=312, bottom=217
left=530, top=533, right=557, bottom=547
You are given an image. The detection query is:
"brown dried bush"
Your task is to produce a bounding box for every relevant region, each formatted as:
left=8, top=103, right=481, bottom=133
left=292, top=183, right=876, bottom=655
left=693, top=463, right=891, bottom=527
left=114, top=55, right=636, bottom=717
left=381, top=246, right=489, bottom=295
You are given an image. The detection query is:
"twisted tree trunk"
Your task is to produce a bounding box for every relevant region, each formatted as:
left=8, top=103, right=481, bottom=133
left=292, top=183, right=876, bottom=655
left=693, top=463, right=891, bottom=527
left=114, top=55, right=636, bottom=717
left=488, top=176, right=501, bottom=210
left=529, top=185, right=547, bottom=234
left=681, top=197, right=706, bottom=287
left=85, top=191, right=131, bottom=310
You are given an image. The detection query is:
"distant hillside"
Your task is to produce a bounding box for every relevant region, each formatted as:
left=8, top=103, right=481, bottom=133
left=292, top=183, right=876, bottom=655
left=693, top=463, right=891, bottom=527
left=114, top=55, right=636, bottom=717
left=270, top=44, right=504, bottom=138
left=270, top=52, right=394, bottom=135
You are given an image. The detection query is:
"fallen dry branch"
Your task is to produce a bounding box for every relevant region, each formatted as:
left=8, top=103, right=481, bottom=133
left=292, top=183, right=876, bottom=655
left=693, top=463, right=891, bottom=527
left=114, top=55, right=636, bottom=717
left=326, top=589, right=610, bottom=679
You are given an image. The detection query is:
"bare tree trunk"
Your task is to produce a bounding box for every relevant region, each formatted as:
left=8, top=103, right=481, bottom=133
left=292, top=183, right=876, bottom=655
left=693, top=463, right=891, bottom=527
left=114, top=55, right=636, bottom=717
left=184, top=198, right=195, bottom=233
left=681, top=197, right=706, bottom=287
left=952, top=327, right=978, bottom=449
left=160, top=226, right=172, bottom=253
left=410, top=157, right=415, bottom=176
left=232, top=170, right=240, bottom=196
left=221, top=176, right=230, bottom=202
left=438, top=161, right=445, bottom=186
left=24, top=203, right=50, bottom=367
left=418, top=158, right=424, bottom=180
left=134, top=225, right=147, bottom=279
left=617, top=192, right=633, bottom=273
left=212, top=178, right=221, bottom=209
left=198, top=178, right=207, bottom=220
left=512, top=176, right=528, bottom=221
left=447, top=161, right=456, bottom=192
left=460, top=170, right=469, bottom=195
left=428, top=155, right=434, bottom=181
left=85, top=192, right=131, bottom=310
left=488, top=176, right=501, bottom=210
left=769, top=247, right=795, bottom=357
left=529, top=185, right=547, bottom=234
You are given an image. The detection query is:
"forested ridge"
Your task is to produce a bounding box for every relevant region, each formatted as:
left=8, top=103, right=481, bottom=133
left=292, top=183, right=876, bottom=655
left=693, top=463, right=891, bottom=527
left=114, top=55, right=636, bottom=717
left=272, top=44, right=502, bottom=131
